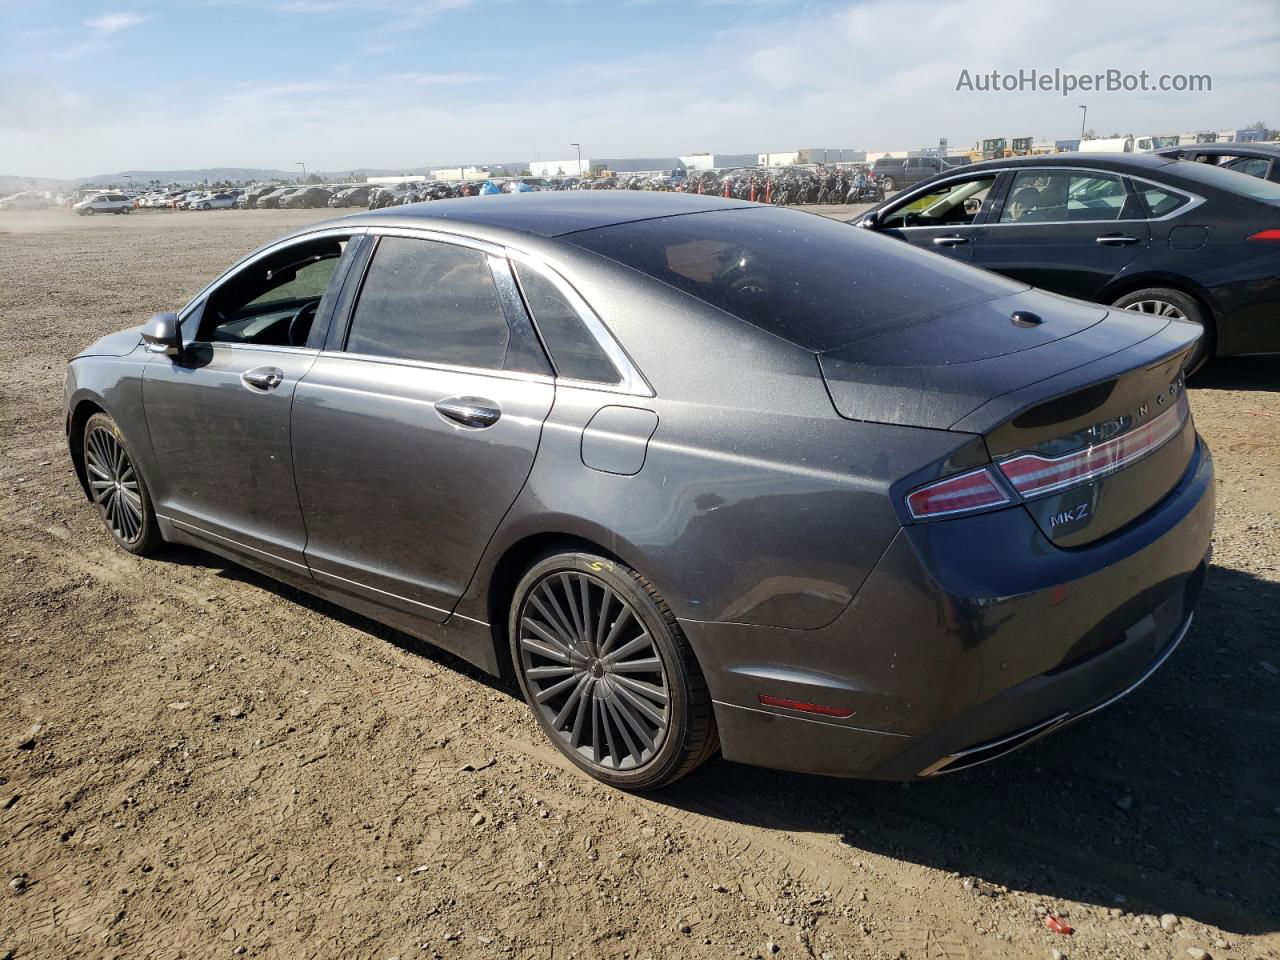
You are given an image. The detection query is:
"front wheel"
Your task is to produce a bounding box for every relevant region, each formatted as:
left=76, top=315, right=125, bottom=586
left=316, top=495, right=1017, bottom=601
left=82, top=412, right=163, bottom=555
left=509, top=551, right=717, bottom=790
left=1111, top=287, right=1210, bottom=373
left=881, top=177, right=895, bottom=191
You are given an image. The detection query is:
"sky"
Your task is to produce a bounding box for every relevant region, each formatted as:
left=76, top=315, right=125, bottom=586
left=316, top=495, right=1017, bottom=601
left=1, top=0, right=1277, bottom=179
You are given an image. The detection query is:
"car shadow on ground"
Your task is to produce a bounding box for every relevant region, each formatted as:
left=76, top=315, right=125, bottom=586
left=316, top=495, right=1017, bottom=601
left=157, top=550, right=1279, bottom=936
left=657, top=562, right=1280, bottom=936
left=1194, top=356, right=1279, bottom=392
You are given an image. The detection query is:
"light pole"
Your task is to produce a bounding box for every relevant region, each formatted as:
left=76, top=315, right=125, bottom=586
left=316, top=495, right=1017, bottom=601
left=570, top=143, right=582, bottom=177
left=1078, top=105, right=1088, bottom=143
left=296, top=161, right=307, bottom=184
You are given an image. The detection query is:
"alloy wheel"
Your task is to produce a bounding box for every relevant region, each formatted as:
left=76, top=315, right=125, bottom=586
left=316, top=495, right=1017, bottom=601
left=1123, top=299, right=1186, bottom=320
left=516, top=571, right=670, bottom=771
left=85, top=426, right=144, bottom=543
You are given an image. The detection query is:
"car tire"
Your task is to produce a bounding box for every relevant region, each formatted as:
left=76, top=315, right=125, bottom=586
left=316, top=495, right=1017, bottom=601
left=82, top=412, right=163, bottom=556
left=881, top=177, right=895, bottom=191
left=201, top=202, right=211, bottom=210
left=509, top=551, right=718, bottom=791
left=84, top=207, right=95, bottom=215
left=1111, top=287, right=1211, bottom=373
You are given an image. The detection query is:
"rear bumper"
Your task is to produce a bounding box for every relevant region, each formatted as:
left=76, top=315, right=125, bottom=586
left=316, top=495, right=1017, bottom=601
left=683, top=436, right=1214, bottom=779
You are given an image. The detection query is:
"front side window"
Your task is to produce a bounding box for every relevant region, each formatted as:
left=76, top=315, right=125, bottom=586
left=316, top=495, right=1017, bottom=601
left=880, top=175, right=997, bottom=229
left=198, top=237, right=348, bottom=346
left=999, top=170, right=1133, bottom=223
left=345, top=236, right=511, bottom=370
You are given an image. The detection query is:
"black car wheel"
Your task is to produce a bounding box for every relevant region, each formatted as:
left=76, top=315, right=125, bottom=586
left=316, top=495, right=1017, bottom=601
left=83, top=412, right=162, bottom=555
left=1112, top=287, right=1211, bottom=372
left=510, top=551, right=717, bottom=790
left=881, top=176, right=895, bottom=191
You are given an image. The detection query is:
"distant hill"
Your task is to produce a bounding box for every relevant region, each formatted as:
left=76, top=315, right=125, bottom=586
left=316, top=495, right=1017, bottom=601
left=78, top=167, right=297, bottom=186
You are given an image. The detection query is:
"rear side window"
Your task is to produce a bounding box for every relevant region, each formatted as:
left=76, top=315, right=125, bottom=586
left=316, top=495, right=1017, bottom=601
left=563, top=206, right=1025, bottom=352
left=1138, top=185, right=1190, bottom=218
left=999, top=171, right=1134, bottom=223
left=1170, top=159, right=1280, bottom=200
left=346, top=237, right=510, bottom=369
left=514, top=263, right=619, bottom=384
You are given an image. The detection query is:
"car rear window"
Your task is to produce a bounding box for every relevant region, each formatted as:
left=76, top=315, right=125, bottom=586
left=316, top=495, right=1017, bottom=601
left=561, top=206, right=1024, bottom=352
left=1168, top=159, right=1280, bottom=200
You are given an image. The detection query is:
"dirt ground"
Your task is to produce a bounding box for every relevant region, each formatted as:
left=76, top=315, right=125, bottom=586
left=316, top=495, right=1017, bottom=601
left=1, top=207, right=1277, bottom=960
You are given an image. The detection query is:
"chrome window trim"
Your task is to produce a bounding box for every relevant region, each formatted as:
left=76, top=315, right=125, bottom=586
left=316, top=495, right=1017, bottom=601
left=884, top=166, right=1205, bottom=230
left=364, top=224, right=505, bottom=257
left=504, top=249, right=654, bottom=398
left=317, top=348, right=557, bottom=387
left=178, top=226, right=367, bottom=324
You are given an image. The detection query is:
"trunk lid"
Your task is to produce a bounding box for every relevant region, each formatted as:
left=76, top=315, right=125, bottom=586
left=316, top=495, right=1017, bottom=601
left=819, top=289, right=1201, bottom=546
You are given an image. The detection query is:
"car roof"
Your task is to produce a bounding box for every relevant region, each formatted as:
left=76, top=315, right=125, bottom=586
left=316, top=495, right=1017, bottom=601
left=1153, top=142, right=1280, bottom=158
left=960, top=152, right=1181, bottom=175
left=335, top=191, right=756, bottom=239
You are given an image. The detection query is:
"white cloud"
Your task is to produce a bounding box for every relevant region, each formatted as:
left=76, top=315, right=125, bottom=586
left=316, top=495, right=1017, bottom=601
left=5, top=0, right=1278, bottom=178
left=84, top=12, right=150, bottom=34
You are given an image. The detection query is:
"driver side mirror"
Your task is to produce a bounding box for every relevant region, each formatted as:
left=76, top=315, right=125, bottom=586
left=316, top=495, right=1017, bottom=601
left=857, top=211, right=879, bottom=229
left=142, top=312, right=182, bottom=356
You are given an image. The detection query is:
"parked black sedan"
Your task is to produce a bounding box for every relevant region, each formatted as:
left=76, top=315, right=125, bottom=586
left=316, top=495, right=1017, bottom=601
left=65, top=193, right=1212, bottom=790
left=858, top=152, right=1280, bottom=370
left=1154, top=141, right=1280, bottom=183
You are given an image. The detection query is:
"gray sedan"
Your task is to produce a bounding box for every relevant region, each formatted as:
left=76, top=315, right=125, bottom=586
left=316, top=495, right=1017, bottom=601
left=64, top=193, right=1213, bottom=789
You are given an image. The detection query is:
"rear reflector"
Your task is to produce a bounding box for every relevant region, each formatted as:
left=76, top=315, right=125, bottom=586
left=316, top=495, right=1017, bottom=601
left=758, top=694, right=854, bottom=718
left=1247, top=228, right=1280, bottom=243
left=905, top=466, right=1012, bottom=520
left=997, top=392, right=1189, bottom=499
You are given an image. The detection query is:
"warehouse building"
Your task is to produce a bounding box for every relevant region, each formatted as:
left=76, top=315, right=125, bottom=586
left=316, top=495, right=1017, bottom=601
left=758, top=148, right=864, bottom=166
left=680, top=153, right=758, bottom=171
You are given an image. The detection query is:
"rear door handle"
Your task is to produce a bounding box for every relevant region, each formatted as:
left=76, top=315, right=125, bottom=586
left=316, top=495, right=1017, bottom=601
left=1095, top=234, right=1140, bottom=245
left=241, top=366, right=284, bottom=391
left=932, top=235, right=970, bottom=246
left=435, top=397, right=501, bottom=429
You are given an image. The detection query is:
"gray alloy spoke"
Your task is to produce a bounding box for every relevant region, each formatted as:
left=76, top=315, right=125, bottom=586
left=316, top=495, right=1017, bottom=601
left=569, top=682, right=593, bottom=747
left=519, top=636, right=570, bottom=664
left=603, top=632, right=651, bottom=665
left=609, top=657, right=663, bottom=675
left=559, top=573, right=586, bottom=642
left=612, top=673, right=669, bottom=707
left=597, top=606, right=632, bottom=659
left=89, top=478, right=114, bottom=494
left=613, top=680, right=668, bottom=727
left=531, top=590, right=578, bottom=649
left=610, top=689, right=658, bottom=751
left=578, top=576, right=593, bottom=650
left=599, top=696, right=623, bottom=766
left=591, top=698, right=607, bottom=765
left=593, top=588, right=612, bottom=650
left=525, top=664, right=574, bottom=680
left=523, top=614, right=574, bottom=654
left=552, top=675, right=591, bottom=729
left=603, top=695, right=644, bottom=764
left=534, top=671, right=583, bottom=704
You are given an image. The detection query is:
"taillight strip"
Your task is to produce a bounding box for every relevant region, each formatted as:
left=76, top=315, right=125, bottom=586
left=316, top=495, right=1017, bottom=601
left=997, top=393, right=1189, bottom=499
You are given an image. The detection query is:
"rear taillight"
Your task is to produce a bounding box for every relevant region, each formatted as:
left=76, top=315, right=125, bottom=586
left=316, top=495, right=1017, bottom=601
left=997, top=393, right=1189, bottom=499
left=905, top=467, right=1012, bottom=520
left=1247, top=228, right=1280, bottom=243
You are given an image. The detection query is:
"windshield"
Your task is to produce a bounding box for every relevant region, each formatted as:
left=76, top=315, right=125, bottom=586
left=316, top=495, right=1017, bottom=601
left=563, top=206, right=1025, bottom=352
left=1169, top=159, right=1280, bottom=201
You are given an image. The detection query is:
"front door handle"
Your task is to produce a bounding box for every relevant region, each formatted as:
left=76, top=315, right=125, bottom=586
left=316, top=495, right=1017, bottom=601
left=932, top=235, right=970, bottom=246
left=435, top=397, right=501, bottom=428
left=1095, top=234, right=1140, bottom=246
left=241, top=366, right=284, bottom=391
